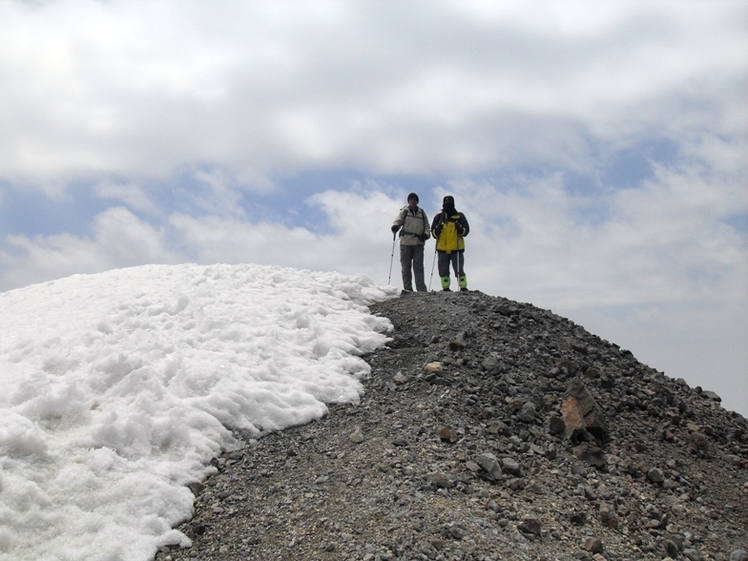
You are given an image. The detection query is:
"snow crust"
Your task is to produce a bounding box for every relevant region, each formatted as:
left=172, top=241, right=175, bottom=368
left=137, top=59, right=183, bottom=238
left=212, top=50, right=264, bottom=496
left=0, top=263, right=395, bottom=561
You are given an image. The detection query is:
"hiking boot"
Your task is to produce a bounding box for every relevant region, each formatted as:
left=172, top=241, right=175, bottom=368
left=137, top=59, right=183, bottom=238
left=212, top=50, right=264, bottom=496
left=442, top=287, right=452, bottom=292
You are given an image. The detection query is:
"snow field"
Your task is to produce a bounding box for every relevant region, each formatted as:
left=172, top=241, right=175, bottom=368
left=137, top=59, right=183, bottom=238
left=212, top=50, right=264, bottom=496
left=0, top=263, right=395, bottom=561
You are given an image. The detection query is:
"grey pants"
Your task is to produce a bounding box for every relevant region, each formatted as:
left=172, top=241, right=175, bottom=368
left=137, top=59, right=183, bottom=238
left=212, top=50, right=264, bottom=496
left=400, top=244, right=426, bottom=291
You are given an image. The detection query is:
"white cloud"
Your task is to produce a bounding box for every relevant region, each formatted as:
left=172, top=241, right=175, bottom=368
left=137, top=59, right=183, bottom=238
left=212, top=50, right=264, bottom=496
left=0, top=182, right=745, bottom=414
left=0, top=1, right=744, bottom=184
left=94, top=180, right=159, bottom=214
left=0, top=207, right=182, bottom=290
left=0, top=1, right=744, bottom=416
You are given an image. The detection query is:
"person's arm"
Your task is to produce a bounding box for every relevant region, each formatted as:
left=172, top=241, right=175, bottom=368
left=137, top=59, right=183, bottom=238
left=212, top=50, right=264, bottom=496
left=422, top=210, right=431, bottom=240
left=431, top=213, right=443, bottom=238
left=457, top=213, right=470, bottom=237
left=392, top=208, right=407, bottom=233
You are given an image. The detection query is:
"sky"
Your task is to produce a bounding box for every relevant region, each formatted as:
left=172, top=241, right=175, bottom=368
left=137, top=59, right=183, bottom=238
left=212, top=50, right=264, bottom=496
left=0, top=264, right=394, bottom=560
left=0, top=1, right=745, bottom=415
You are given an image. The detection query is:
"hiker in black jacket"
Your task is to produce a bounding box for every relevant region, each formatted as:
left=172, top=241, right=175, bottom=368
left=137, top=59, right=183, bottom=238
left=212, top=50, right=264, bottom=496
left=391, top=193, right=430, bottom=293
left=431, top=195, right=469, bottom=291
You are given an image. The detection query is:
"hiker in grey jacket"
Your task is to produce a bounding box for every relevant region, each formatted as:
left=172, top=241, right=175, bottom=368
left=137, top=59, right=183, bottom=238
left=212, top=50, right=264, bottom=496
left=391, top=193, right=430, bottom=293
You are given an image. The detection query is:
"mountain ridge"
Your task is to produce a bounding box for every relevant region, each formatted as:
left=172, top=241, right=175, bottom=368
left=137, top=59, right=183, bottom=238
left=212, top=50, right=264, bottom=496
left=156, top=290, right=747, bottom=561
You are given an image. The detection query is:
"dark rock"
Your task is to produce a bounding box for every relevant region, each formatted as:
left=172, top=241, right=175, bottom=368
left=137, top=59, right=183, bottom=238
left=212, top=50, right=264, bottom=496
left=518, top=516, right=542, bottom=536
left=664, top=539, right=679, bottom=558
left=548, top=415, right=565, bottom=434
left=573, top=443, right=606, bottom=468
left=569, top=511, right=587, bottom=526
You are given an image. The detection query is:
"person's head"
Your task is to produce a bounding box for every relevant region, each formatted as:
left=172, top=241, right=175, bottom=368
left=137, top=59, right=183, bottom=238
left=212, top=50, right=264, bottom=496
left=407, top=192, right=419, bottom=209
left=442, top=195, right=455, bottom=211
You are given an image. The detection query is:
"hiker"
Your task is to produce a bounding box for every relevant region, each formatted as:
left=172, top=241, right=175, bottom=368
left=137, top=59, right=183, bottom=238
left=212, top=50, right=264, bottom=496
left=391, top=192, right=431, bottom=293
left=431, top=195, right=470, bottom=292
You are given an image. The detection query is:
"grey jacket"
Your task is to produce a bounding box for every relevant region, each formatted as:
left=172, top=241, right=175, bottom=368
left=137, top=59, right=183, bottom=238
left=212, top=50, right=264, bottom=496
left=393, top=206, right=431, bottom=246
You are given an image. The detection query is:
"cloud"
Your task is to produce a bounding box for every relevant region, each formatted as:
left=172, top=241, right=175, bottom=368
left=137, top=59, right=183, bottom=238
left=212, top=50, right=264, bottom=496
left=0, top=1, right=744, bottom=186
left=94, top=180, right=159, bottom=214
left=0, top=1, right=744, bottom=415
left=0, top=207, right=182, bottom=290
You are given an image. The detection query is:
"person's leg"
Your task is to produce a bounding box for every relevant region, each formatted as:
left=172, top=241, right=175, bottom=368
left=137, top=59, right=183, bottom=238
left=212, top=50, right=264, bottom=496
left=437, top=251, right=451, bottom=291
left=400, top=244, right=414, bottom=291
left=413, top=245, right=426, bottom=291
left=456, top=252, right=467, bottom=290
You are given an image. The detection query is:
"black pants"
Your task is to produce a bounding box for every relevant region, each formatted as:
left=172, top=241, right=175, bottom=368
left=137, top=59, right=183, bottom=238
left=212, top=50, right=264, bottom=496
left=437, top=251, right=466, bottom=290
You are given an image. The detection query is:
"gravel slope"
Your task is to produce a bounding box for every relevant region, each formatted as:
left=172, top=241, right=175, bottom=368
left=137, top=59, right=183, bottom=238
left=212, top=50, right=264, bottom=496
left=156, top=290, right=748, bottom=561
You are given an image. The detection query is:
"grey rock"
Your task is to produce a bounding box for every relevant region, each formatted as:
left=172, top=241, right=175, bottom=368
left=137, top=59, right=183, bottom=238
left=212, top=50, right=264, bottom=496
left=518, top=401, right=537, bottom=423
left=684, top=549, right=705, bottom=561
left=500, top=457, right=523, bottom=476
left=475, top=453, right=503, bottom=481
left=426, top=471, right=454, bottom=489
left=647, top=467, right=665, bottom=483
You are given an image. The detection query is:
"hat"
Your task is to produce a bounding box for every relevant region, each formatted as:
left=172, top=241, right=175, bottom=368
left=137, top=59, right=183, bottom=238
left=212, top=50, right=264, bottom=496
left=407, top=192, right=419, bottom=203
left=443, top=195, right=455, bottom=206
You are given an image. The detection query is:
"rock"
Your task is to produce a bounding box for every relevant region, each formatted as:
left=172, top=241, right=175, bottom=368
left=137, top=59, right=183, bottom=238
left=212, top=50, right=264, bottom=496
left=569, top=511, right=587, bottom=526
left=689, top=431, right=709, bottom=452
left=518, top=401, right=537, bottom=423
left=573, top=443, right=606, bottom=468
left=423, top=362, right=442, bottom=375
left=731, top=550, right=748, bottom=561
left=349, top=427, right=364, bottom=443
left=683, top=549, right=705, bottom=561
left=547, top=415, right=565, bottom=434
left=701, top=390, right=721, bottom=402
left=393, top=371, right=408, bottom=384
left=583, top=536, right=603, bottom=553
left=561, top=378, right=607, bottom=443
left=664, top=540, right=679, bottom=558
left=426, top=471, right=454, bottom=489
left=465, top=461, right=480, bottom=473
left=481, top=356, right=502, bottom=374
left=647, top=467, right=665, bottom=483
left=474, top=453, right=503, bottom=481
left=518, top=516, right=542, bottom=536
left=599, top=502, right=617, bottom=527
left=439, top=426, right=458, bottom=443
left=501, top=457, right=523, bottom=477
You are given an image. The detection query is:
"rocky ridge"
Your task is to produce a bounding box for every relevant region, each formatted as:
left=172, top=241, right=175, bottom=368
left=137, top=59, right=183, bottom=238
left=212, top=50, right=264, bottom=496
left=156, top=290, right=747, bottom=561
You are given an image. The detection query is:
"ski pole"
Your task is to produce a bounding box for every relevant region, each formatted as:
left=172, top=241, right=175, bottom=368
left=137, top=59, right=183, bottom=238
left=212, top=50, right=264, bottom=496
left=428, top=246, right=437, bottom=291
left=387, top=231, right=397, bottom=285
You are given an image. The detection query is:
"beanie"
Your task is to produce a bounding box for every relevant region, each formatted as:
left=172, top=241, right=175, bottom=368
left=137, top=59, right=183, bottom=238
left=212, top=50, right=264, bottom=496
left=407, top=192, right=419, bottom=203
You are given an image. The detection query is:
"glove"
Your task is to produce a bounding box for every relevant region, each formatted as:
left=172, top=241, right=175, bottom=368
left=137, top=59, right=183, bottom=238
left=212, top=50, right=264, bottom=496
left=418, top=234, right=428, bottom=242
left=434, top=225, right=443, bottom=236
left=391, top=225, right=400, bottom=233
left=456, top=224, right=464, bottom=235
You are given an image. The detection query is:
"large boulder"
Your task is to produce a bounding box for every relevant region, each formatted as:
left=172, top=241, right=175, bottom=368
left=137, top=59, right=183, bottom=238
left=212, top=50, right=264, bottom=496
left=561, top=377, right=607, bottom=444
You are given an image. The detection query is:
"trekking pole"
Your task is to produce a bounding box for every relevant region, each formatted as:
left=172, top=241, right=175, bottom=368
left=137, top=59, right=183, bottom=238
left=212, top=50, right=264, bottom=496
left=428, top=247, right=437, bottom=291
left=387, top=231, right=397, bottom=285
